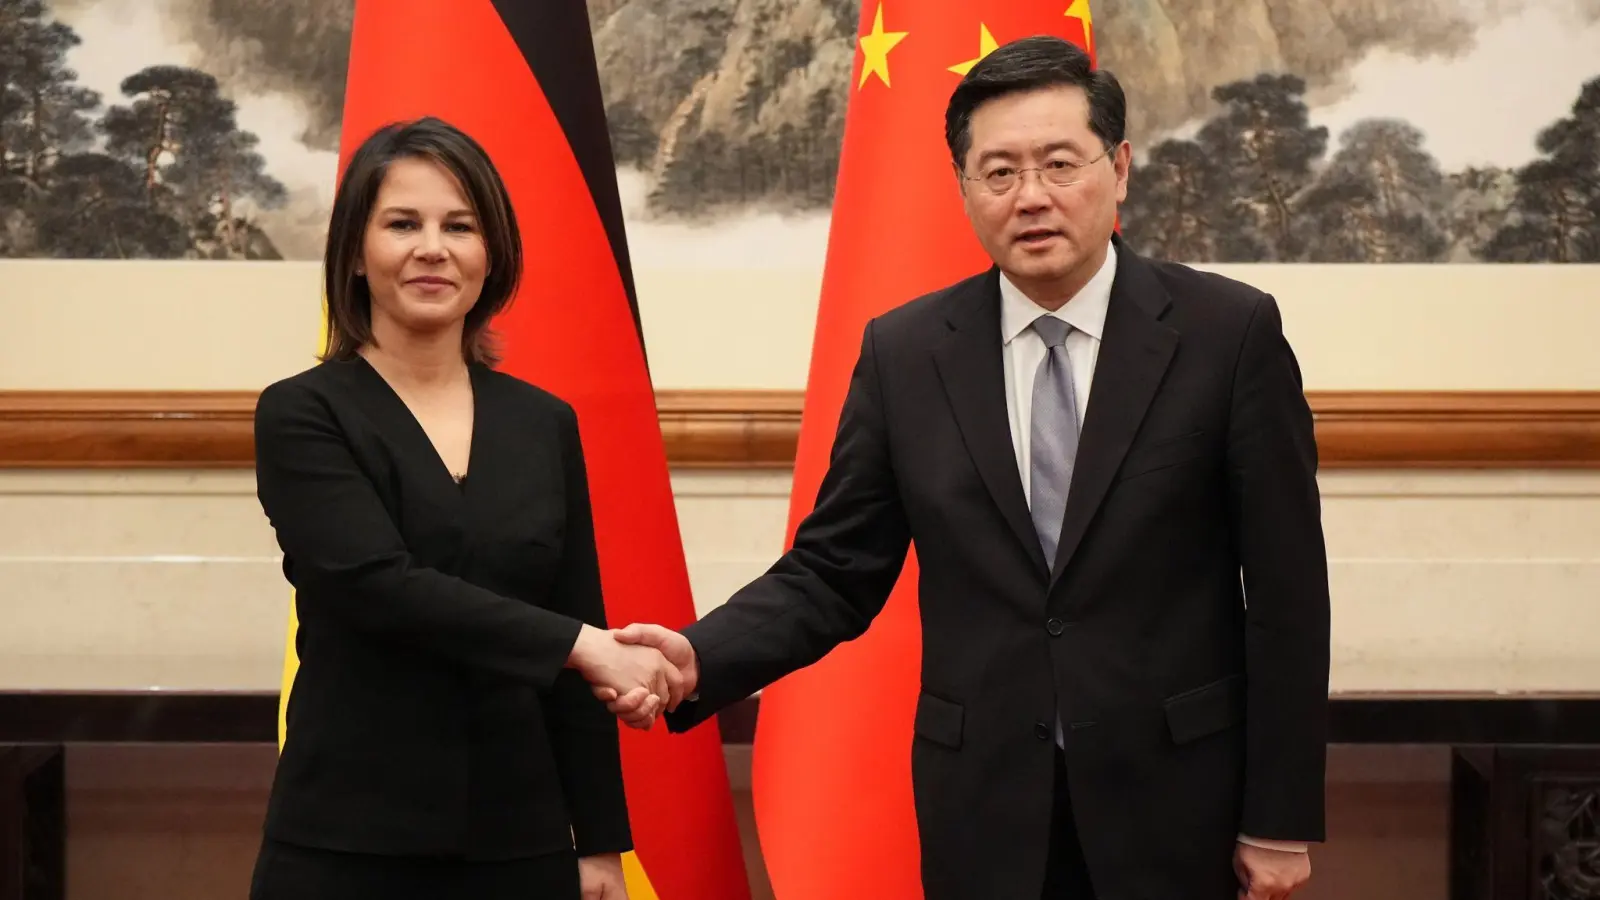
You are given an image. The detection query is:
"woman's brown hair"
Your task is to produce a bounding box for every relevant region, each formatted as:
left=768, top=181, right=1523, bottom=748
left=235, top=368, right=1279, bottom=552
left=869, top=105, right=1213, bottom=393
left=319, top=116, right=523, bottom=365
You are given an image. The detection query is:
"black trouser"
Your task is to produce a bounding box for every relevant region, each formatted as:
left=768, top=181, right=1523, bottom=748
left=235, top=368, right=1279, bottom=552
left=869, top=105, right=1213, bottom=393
left=249, top=838, right=580, bottom=900
left=1044, top=748, right=1098, bottom=899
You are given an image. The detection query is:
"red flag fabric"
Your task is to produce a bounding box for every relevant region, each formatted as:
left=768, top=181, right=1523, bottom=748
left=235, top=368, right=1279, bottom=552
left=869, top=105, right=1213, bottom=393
left=749, top=4, right=1097, bottom=899
left=327, top=3, right=751, bottom=897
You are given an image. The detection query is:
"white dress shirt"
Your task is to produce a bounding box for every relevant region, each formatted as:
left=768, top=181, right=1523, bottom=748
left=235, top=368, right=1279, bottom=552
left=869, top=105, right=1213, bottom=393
left=996, top=241, right=1306, bottom=854
left=999, top=245, right=1113, bottom=498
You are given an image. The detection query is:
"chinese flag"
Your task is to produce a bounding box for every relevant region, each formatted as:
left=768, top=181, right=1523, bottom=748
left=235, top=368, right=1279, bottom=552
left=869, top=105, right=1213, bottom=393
left=276, top=3, right=751, bottom=899
left=749, top=3, right=1097, bottom=899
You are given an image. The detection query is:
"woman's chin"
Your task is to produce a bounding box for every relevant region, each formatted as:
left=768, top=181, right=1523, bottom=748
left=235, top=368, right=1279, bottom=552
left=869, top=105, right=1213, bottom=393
left=401, top=298, right=472, bottom=325
left=387, top=310, right=465, bottom=338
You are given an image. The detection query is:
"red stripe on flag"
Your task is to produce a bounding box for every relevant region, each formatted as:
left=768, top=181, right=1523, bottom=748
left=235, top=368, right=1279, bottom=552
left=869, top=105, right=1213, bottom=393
left=751, top=4, right=1098, bottom=899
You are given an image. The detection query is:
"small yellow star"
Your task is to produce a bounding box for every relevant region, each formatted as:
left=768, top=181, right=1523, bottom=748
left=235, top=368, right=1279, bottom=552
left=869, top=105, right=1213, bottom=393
left=1065, top=0, right=1094, bottom=56
left=857, top=3, right=908, bottom=89
left=948, top=23, right=999, bottom=76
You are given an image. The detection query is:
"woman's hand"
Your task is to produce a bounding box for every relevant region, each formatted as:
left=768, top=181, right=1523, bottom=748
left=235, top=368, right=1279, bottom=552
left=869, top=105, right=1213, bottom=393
left=578, top=853, right=629, bottom=899
left=568, top=624, right=681, bottom=728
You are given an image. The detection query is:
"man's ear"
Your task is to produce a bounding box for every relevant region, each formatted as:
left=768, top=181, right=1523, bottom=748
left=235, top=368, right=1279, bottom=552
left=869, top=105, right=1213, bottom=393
left=1113, top=140, right=1132, bottom=204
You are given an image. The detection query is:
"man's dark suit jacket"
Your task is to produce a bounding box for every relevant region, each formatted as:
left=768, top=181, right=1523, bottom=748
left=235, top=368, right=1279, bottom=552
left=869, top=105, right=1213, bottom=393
left=252, top=357, right=630, bottom=861
left=668, top=237, right=1332, bottom=899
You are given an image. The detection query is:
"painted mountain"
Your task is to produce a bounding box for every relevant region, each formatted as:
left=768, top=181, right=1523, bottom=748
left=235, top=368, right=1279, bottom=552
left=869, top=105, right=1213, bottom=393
left=1, top=0, right=1595, bottom=261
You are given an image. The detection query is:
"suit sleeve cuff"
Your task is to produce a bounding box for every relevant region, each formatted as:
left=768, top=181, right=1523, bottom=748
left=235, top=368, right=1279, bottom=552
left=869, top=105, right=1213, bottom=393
left=1238, top=834, right=1309, bottom=852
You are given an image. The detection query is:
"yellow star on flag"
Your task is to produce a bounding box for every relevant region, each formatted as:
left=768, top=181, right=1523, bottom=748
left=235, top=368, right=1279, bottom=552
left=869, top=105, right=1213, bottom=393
left=857, top=3, right=908, bottom=89
left=948, top=23, right=999, bottom=76
left=1065, top=0, right=1094, bottom=55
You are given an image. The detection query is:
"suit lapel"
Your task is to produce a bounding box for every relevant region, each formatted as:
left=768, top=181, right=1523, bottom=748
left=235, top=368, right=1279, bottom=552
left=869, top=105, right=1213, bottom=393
left=1049, top=243, right=1179, bottom=586
left=932, top=269, right=1050, bottom=577
left=339, top=356, right=481, bottom=563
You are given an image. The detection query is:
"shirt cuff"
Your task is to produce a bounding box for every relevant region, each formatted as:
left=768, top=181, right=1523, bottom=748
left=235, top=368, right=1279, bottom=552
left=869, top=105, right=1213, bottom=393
left=1237, top=834, right=1309, bottom=853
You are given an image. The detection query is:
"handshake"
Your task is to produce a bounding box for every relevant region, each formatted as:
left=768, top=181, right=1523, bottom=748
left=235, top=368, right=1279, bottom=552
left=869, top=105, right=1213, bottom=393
left=567, top=623, right=696, bottom=730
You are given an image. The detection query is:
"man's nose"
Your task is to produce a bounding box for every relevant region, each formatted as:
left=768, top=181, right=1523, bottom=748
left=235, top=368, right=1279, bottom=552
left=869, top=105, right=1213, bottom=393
left=1014, top=169, right=1052, bottom=210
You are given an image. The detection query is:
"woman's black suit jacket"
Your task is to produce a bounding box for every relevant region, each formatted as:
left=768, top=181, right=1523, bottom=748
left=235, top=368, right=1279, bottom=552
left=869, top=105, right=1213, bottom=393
left=252, top=357, right=630, bottom=860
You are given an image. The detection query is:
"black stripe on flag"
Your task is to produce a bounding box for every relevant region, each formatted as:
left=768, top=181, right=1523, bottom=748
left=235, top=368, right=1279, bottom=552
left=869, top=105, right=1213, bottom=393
left=488, top=0, right=645, bottom=348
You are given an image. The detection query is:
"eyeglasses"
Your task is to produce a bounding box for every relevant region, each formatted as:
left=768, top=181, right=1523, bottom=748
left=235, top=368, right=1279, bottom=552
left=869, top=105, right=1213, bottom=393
left=964, top=146, right=1113, bottom=195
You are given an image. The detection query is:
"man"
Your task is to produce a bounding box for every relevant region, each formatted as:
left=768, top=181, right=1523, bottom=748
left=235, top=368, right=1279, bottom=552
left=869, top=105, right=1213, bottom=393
left=607, top=35, right=1330, bottom=900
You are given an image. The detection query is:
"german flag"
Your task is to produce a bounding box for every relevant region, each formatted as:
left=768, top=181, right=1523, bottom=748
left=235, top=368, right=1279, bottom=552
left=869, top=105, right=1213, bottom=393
left=276, top=3, right=750, bottom=898
left=749, top=3, right=1098, bottom=899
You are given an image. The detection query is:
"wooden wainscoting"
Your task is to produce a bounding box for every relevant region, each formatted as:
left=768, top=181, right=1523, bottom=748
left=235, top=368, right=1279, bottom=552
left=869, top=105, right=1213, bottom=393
left=0, top=389, right=1597, bottom=468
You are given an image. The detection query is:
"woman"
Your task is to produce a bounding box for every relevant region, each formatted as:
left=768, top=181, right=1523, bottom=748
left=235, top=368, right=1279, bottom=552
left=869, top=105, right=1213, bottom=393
left=248, top=116, right=678, bottom=900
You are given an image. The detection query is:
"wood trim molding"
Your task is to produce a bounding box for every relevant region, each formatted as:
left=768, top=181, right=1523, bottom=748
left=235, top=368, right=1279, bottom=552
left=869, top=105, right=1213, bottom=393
left=1, top=389, right=1597, bottom=469
left=654, top=389, right=801, bottom=468
left=0, top=391, right=256, bottom=469
left=1310, top=391, right=1600, bottom=468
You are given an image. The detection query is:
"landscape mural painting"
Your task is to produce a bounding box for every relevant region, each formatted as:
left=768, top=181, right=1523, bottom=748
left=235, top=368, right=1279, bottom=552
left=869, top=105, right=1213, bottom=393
left=1, top=0, right=1595, bottom=263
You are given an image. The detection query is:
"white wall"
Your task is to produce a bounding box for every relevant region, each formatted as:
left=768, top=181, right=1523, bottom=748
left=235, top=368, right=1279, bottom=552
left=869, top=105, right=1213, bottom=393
left=3, top=259, right=1599, bottom=391
left=2, top=466, right=1597, bottom=694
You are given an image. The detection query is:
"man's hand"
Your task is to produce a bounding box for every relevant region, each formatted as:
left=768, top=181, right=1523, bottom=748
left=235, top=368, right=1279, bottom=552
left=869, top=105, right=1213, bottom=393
left=592, top=624, right=699, bottom=718
left=578, top=852, right=629, bottom=899
left=1234, top=842, right=1311, bottom=900
left=567, top=625, right=681, bottom=729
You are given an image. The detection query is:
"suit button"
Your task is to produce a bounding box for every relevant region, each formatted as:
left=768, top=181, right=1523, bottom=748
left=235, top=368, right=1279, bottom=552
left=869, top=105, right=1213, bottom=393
left=1046, top=618, right=1065, bottom=636
left=1034, top=721, right=1051, bottom=741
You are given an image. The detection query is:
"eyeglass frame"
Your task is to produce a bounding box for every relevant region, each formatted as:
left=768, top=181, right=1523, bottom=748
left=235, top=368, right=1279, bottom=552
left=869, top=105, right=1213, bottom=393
left=960, top=143, right=1115, bottom=195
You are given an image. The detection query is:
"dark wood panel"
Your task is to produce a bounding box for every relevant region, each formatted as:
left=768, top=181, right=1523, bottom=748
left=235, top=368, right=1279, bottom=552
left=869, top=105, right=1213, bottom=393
left=0, top=746, right=63, bottom=900
left=1449, top=746, right=1600, bottom=900
left=1, top=390, right=1597, bottom=468
left=5, top=690, right=1600, bottom=746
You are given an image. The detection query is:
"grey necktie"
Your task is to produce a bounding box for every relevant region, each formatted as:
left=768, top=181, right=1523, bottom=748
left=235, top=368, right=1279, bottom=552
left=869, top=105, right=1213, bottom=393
left=1028, top=315, right=1080, bottom=567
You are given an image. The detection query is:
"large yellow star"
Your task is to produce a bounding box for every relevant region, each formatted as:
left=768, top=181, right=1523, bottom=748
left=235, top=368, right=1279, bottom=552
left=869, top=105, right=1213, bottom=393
left=1065, top=0, right=1094, bottom=56
left=948, top=23, right=999, bottom=76
left=857, top=3, right=908, bottom=89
